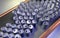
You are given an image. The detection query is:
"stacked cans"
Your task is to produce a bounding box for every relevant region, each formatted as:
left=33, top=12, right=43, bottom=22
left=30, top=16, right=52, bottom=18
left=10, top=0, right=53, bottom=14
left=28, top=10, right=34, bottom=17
left=0, top=0, right=60, bottom=38
left=38, top=0, right=60, bottom=29
left=12, top=1, right=37, bottom=37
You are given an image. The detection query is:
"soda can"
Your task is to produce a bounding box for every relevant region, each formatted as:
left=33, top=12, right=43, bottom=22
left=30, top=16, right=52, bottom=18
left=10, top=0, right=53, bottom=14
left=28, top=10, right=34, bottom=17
left=9, top=33, right=14, bottom=38
left=14, top=34, right=21, bottom=38
left=0, top=32, right=4, bottom=37
left=0, top=27, right=7, bottom=33
left=18, top=16, right=23, bottom=20
left=23, top=16, right=28, bottom=20
left=19, top=29, right=24, bottom=37
left=25, top=29, right=31, bottom=37
left=21, top=19, right=26, bottom=24
left=17, top=24, right=23, bottom=29
left=7, top=28, right=13, bottom=34
left=3, top=33, right=9, bottom=38
left=23, top=24, right=28, bottom=29
left=12, top=29, right=18, bottom=34
left=6, top=23, right=12, bottom=28
left=27, top=20, right=31, bottom=24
